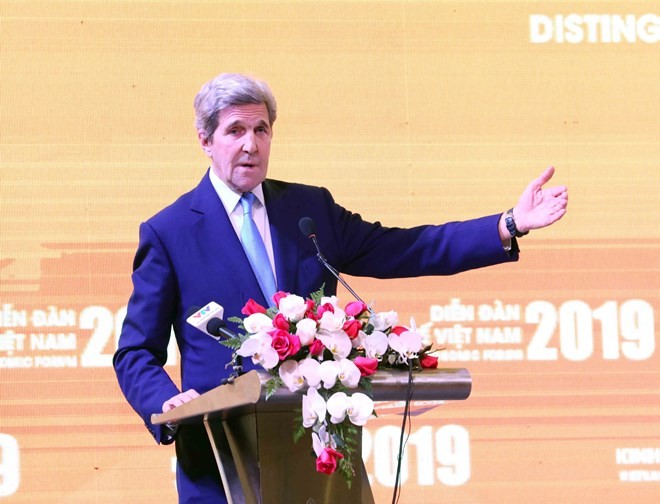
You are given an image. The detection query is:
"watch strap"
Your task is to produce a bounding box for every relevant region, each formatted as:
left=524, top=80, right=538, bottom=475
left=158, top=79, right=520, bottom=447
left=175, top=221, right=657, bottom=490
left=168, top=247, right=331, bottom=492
left=505, top=208, right=528, bottom=238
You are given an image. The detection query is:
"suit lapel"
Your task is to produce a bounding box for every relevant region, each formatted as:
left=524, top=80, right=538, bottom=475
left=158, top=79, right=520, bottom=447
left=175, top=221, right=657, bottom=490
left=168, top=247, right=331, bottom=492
left=264, top=180, right=300, bottom=296
left=189, top=171, right=267, bottom=306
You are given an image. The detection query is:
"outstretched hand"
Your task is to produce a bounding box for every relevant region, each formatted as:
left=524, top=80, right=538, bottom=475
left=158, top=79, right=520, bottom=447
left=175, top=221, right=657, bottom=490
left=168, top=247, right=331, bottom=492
left=513, top=166, right=568, bottom=233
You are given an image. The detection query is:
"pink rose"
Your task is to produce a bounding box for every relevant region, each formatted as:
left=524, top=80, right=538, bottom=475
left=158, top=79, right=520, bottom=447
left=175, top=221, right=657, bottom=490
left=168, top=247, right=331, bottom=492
left=241, top=299, right=267, bottom=316
left=345, top=301, right=368, bottom=317
left=354, top=356, right=378, bottom=377
left=342, top=319, right=362, bottom=339
left=273, top=313, right=290, bottom=331
left=315, top=447, right=344, bottom=475
left=420, top=354, right=438, bottom=369
left=390, top=325, right=407, bottom=336
left=272, top=291, right=289, bottom=308
left=269, top=329, right=301, bottom=360
left=308, top=338, right=325, bottom=357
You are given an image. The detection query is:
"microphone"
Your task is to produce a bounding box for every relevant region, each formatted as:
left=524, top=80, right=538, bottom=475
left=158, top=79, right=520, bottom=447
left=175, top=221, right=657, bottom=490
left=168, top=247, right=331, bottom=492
left=186, top=303, right=243, bottom=379
left=298, top=217, right=373, bottom=314
left=206, top=317, right=240, bottom=340
left=186, top=302, right=225, bottom=341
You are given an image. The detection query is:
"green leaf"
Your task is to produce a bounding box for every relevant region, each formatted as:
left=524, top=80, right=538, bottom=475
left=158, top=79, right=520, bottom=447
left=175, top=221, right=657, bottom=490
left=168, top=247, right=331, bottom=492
left=293, top=424, right=307, bottom=444
left=219, top=338, right=242, bottom=350
left=310, top=284, right=326, bottom=306
left=227, top=316, right=244, bottom=326
left=338, top=458, right=354, bottom=489
left=359, top=377, right=373, bottom=395
left=264, top=377, right=284, bottom=400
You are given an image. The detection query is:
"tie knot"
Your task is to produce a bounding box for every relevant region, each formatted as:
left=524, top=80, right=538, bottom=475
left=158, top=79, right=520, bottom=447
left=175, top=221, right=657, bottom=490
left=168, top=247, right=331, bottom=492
left=240, top=192, right=256, bottom=215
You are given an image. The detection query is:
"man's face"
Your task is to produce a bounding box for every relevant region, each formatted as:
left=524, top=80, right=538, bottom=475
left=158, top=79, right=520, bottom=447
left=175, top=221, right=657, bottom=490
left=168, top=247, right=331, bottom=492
left=199, top=102, right=272, bottom=193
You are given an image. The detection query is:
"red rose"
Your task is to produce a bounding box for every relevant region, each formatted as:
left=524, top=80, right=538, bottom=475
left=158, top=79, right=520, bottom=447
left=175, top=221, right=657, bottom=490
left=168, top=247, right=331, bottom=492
left=309, top=338, right=325, bottom=357
left=269, top=329, right=301, bottom=360
left=353, top=356, right=378, bottom=377
left=304, top=299, right=318, bottom=321
left=345, top=301, right=368, bottom=318
left=342, top=319, right=362, bottom=339
left=420, top=354, right=438, bottom=369
left=315, top=447, right=344, bottom=475
left=316, top=302, right=335, bottom=318
left=272, top=291, right=289, bottom=308
left=390, top=325, right=407, bottom=335
left=273, top=313, right=290, bottom=331
left=241, top=299, right=267, bottom=316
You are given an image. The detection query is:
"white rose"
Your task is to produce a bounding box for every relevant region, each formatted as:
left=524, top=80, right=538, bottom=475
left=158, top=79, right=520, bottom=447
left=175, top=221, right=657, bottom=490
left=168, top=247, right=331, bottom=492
left=295, top=318, right=318, bottom=346
left=320, top=295, right=340, bottom=308
left=318, top=309, right=346, bottom=332
left=370, top=310, right=398, bottom=331
left=244, top=313, right=274, bottom=334
left=278, top=294, right=307, bottom=322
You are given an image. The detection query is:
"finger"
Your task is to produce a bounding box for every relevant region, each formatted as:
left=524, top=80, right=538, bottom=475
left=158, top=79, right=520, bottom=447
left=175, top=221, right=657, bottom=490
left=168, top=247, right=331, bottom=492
left=162, top=398, right=181, bottom=412
left=548, top=185, right=567, bottom=198
left=181, top=389, right=200, bottom=403
left=551, top=207, right=567, bottom=223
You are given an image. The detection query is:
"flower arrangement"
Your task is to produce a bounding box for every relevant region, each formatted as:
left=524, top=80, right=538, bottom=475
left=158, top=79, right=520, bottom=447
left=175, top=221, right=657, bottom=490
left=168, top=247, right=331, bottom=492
left=224, top=287, right=439, bottom=486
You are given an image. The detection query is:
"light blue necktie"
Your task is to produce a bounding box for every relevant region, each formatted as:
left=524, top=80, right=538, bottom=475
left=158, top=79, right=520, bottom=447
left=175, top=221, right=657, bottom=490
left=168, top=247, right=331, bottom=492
left=240, top=192, right=277, bottom=305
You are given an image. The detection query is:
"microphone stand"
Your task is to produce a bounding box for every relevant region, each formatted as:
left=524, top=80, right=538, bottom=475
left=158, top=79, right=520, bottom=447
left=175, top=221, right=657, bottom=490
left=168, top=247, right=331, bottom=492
left=308, top=233, right=374, bottom=315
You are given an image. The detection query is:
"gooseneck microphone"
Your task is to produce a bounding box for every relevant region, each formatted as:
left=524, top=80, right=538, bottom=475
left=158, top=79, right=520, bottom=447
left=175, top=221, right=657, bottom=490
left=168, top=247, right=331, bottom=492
left=298, top=217, right=373, bottom=314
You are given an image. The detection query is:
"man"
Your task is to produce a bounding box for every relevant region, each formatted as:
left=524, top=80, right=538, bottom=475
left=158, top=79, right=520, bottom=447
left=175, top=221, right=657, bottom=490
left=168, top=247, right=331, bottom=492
left=113, top=73, right=568, bottom=503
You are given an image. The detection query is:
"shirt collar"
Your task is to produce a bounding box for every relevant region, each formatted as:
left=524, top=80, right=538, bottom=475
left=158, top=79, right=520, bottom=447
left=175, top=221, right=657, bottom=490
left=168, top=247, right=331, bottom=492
left=208, top=168, right=266, bottom=213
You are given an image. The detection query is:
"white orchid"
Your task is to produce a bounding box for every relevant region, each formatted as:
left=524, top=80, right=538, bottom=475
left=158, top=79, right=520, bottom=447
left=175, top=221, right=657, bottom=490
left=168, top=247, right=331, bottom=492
left=326, top=392, right=374, bottom=426
left=236, top=333, right=279, bottom=370
left=311, top=423, right=334, bottom=457
left=278, top=359, right=305, bottom=392
left=298, top=358, right=322, bottom=388
left=295, top=317, right=318, bottom=346
left=317, top=358, right=361, bottom=389
left=318, top=360, right=340, bottom=389
left=388, top=329, right=423, bottom=362
left=364, top=330, right=389, bottom=359
left=279, top=358, right=322, bottom=392
left=278, top=294, right=308, bottom=322
left=351, top=329, right=367, bottom=349
left=302, top=386, right=327, bottom=428
left=335, top=358, right=361, bottom=388
left=317, top=330, right=352, bottom=360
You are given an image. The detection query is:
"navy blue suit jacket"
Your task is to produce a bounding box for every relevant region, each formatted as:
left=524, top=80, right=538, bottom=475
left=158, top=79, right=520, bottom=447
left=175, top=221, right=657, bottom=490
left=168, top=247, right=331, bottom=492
left=114, top=171, right=517, bottom=501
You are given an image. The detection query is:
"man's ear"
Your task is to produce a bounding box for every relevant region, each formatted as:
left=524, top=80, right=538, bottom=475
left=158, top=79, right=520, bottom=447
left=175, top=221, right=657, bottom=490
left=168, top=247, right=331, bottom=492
left=197, top=129, right=212, bottom=156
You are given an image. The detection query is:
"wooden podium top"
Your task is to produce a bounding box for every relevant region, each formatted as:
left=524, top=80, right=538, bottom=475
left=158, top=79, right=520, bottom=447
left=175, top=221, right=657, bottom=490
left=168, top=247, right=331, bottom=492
left=152, top=367, right=471, bottom=426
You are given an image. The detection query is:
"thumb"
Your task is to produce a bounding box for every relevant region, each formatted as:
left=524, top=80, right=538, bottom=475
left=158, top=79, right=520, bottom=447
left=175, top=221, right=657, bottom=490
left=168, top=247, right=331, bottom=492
left=531, top=166, right=555, bottom=189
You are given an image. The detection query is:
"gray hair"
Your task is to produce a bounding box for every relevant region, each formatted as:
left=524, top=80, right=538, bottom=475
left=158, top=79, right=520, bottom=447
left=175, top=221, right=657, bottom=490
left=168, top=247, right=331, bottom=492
left=194, top=73, right=277, bottom=142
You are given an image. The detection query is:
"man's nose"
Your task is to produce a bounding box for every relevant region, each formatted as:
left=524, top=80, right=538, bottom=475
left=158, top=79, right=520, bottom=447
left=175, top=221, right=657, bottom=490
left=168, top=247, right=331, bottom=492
left=242, top=132, right=257, bottom=154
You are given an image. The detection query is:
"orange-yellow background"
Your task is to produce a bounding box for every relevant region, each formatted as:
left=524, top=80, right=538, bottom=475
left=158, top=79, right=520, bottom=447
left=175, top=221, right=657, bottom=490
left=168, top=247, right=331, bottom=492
left=1, top=1, right=658, bottom=502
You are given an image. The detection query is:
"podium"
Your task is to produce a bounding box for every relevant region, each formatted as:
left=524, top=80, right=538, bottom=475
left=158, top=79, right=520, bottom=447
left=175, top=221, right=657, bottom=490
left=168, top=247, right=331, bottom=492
left=152, top=368, right=471, bottom=504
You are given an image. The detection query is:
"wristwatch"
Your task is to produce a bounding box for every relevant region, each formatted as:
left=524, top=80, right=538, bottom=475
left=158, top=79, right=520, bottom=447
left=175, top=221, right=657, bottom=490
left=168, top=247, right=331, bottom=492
left=504, top=208, right=528, bottom=238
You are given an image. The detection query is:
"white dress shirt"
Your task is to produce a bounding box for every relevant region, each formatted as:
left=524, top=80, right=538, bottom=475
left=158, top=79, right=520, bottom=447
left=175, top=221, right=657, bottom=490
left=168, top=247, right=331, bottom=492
left=208, top=169, right=277, bottom=283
